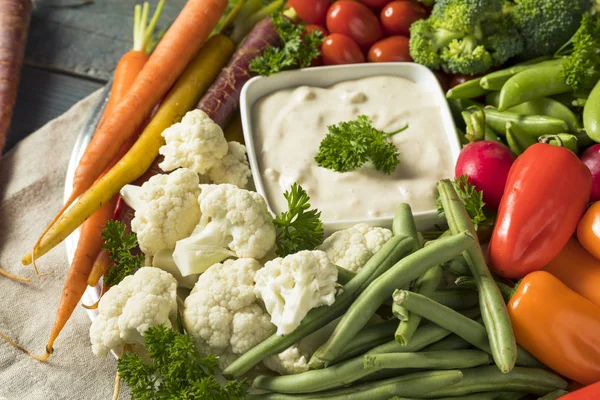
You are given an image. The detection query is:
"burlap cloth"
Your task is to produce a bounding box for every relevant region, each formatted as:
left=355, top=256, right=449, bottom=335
left=0, top=91, right=130, bottom=399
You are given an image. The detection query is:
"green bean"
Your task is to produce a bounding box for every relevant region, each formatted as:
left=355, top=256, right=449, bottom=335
left=443, top=255, right=471, bottom=276
left=498, top=64, right=572, bottom=111
left=336, top=319, right=399, bottom=362
left=494, top=393, right=528, bottom=400
left=583, top=80, right=600, bottom=142
left=254, top=351, right=487, bottom=394
left=505, top=121, right=537, bottom=156
left=394, top=290, right=540, bottom=368
left=537, top=389, right=569, bottom=400
left=423, top=334, right=472, bottom=352
left=455, top=276, right=514, bottom=303
left=447, top=78, right=488, bottom=99
left=308, top=231, right=476, bottom=369
left=420, top=366, right=568, bottom=398
left=430, top=290, right=480, bottom=311
left=337, top=265, right=356, bottom=285
left=480, top=58, right=565, bottom=91
left=223, top=235, right=415, bottom=378
left=538, top=133, right=579, bottom=154
left=247, top=370, right=464, bottom=400
left=437, top=180, right=517, bottom=373
left=484, top=109, right=569, bottom=137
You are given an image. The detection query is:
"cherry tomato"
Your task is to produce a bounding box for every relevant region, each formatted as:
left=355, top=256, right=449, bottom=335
left=359, top=0, right=394, bottom=7
left=322, top=33, right=366, bottom=65
left=303, top=25, right=329, bottom=66
left=380, top=1, right=427, bottom=36
left=367, top=36, right=412, bottom=62
left=326, top=0, right=383, bottom=50
left=289, top=0, right=330, bottom=25
left=434, top=70, right=452, bottom=92
left=450, top=73, right=482, bottom=88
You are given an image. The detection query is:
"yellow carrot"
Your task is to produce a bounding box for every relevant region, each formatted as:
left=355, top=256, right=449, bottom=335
left=22, top=34, right=235, bottom=265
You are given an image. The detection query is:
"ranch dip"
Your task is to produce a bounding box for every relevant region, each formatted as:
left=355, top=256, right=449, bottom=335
left=252, top=75, right=454, bottom=222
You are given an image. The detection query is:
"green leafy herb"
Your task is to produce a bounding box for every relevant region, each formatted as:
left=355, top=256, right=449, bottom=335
left=436, top=175, right=487, bottom=229
left=102, top=220, right=144, bottom=286
left=273, top=183, right=324, bottom=257
left=118, top=325, right=248, bottom=400
left=315, top=115, right=407, bottom=174
left=249, top=12, right=324, bottom=76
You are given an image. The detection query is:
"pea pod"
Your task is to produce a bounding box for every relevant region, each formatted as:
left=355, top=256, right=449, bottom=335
left=538, top=134, right=579, bottom=154
left=484, top=109, right=569, bottom=137
left=583, top=80, right=600, bottom=142
left=480, top=58, right=565, bottom=91
left=498, top=65, right=572, bottom=111
left=420, top=366, right=568, bottom=398
left=447, top=78, right=488, bottom=100
left=506, top=121, right=537, bottom=156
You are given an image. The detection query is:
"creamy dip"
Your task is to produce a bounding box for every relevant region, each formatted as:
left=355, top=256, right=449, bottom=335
left=252, top=75, right=454, bottom=222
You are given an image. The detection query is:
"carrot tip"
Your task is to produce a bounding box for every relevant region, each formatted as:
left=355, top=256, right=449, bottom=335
left=0, top=332, right=50, bottom=361
left=21, top=254, right=32, bottom=266
left=0, top=268, right=32, bottom=283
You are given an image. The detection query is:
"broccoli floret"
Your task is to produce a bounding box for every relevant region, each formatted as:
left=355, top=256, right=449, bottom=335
left=510, top=0, right=592, bottom=58
left=560, top=13, right=600, bottom=92
left=409, top=0, right=522, bottom=74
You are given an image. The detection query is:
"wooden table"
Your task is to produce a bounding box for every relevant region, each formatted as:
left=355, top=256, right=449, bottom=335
left=5, top=0, right=187, bottom=153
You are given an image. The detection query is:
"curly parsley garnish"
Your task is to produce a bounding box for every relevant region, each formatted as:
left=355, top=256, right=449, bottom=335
left=436, top=175, right=487, bottom=229
left=250, top=12, right=324, bottom=76
left=273, top=183, right=324, bottom=257
left=118, top=325, right=248, bottom=399
left=315, top=115, right=408, bottom=174
left=102, top=220, right=144, bottom=286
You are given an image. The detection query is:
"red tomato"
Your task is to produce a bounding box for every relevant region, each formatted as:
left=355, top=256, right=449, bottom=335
left=359, top=0, right=394, bottom=7
left=322, top=33, right=366, bottom=65
left=450, top=73, right=482, bottom=88
left=304, top=25, right=329, bottom=66
left=380, top=1, right=427, bottom=36
left=367, top=36, right=412, bottom=62
left=289, top=0, right=330, bottom=25
left=326, top=1, right=383, bottom=50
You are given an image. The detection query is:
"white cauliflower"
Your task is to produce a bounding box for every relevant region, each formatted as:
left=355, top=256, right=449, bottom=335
left=159, top=110, right=228, bottom=174
left=182, top=258, right=274, bottom=369
left=152, top=249, right=200, bottom=289
left=172, top=184, right=276, bottom=276
left=207, top=141, right=252, bottom=188
left=120, top=168, right=201, bottom=256
left=317, top=223, right=393, bottom=272
left=89, top=267, right=177, bottom=358
left=254, top=250, right=338, bottom=336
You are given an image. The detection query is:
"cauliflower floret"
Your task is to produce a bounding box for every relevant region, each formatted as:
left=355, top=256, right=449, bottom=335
left=172, top=184, right=276, bottom=276
left=183, top=258, right=274, bottom=369
left=317, top=223, right=393, bottom=272
left=89, top=267, right=177, bottom=358
left=120, top=168, right=201, bottom=255
left=254, top=250, right=338, bottom=335
left=207, top=141, right=252, bottom=188
left=264, top=346, right=309, bottom=375
left=159, top=110, right=228, bottom=174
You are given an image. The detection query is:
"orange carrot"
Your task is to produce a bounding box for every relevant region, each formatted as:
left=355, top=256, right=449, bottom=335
left=31, top=1, right=164, bottom=275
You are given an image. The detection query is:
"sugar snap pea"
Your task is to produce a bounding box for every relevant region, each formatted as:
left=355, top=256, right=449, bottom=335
left=538, top=133, right=579, bottom=154
left=484, top=109, right=569, bottom=137
left=480, top=58, right=565, bottom=91
left=447, top=78, right=488, bottom=99
left=224, top=234, right=415, bottom=378
left=437, top=180, right=517, bottom=373
left=247, top=370, right=464, bottom=400
left=506, top=121, right=537, bottom=156
left=420, top=366, right=568, bottom=398
left=498, top=64, right=572, bottom=111
left=583, top=80, right=600, bottom=142
left=254, top=351, right=487, bottom=394
left=308, top=231, right=476, bottom=369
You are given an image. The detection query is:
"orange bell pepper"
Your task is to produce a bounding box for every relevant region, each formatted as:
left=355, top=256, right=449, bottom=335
left=543, top=237, right=600, bottom=307
left=508, top=271, right=600, bottom=385
left=488, top=144, right=592, bottom=279
left=577, top=202, right=600, bottom=261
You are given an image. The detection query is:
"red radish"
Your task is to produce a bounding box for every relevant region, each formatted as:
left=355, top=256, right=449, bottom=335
left=455, top=140, right=516, bottom=210
left=580, top=144, right=600, bottom=202
left=0, top=0, right=31, bottom=155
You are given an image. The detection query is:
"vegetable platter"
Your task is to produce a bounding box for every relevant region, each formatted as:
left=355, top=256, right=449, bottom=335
left=2, top=0, right=600, bottom=399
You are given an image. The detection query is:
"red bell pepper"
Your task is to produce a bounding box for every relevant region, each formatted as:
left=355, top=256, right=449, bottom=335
left=559, top=381, right=600, bottom=399
left=488, top=143, right=592, bottom=279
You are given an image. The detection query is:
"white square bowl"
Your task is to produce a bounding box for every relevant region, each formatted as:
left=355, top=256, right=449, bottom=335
left=240, top=62, right=461, bottom=232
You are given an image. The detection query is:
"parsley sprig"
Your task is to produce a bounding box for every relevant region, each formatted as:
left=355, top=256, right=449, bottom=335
left=118, top=326, right=248, bottom=400
left=102, top=220, right=144, bottom=286
left=273, top=183, right=324, bottom=257
left=436, top=175, right=488, bottom=229
left=249, top=12, right=324, bottom=76
left=315, top=115, right=408, bottom=174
